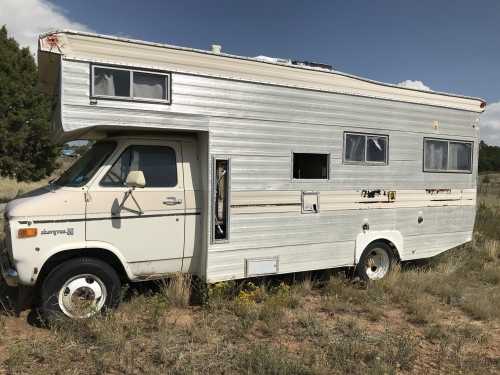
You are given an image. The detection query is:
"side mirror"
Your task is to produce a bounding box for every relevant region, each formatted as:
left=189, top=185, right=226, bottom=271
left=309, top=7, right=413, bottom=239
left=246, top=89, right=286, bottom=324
left=126, top=171, right=146, bottom=188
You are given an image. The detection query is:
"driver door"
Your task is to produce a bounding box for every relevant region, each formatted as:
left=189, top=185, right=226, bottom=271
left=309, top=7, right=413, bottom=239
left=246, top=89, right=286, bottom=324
left=85, top=141, right=185, bottom=275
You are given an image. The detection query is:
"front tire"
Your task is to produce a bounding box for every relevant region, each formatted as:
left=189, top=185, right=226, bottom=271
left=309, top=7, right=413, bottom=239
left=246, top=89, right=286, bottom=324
left=40, top=257, right=121, bottom=321
left=356, top=242, right=394, bottom=281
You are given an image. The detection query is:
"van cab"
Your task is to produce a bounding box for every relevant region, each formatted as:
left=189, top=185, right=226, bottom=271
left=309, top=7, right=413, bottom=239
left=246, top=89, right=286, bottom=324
left=2, top=135, right=202, bottom=318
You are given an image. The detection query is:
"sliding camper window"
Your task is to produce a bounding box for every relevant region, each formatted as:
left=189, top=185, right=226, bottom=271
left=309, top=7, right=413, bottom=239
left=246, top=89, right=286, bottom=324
left=344, top=132, right=388, bottom=165
left=292, top=153, right=329, bottom=179
left=100, top=145, right=177, bottom=187
left=424, top=138, right=472, bottom=173
left=92, top=65, right=171, bottom=103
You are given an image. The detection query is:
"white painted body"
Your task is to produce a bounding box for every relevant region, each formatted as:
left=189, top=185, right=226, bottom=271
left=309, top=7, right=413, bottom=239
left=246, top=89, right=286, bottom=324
left=0, top=31, right=484, bottom=287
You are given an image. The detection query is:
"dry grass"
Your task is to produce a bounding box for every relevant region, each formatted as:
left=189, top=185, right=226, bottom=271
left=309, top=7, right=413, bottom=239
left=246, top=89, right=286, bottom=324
left=1, top=175, right=500, bottom=373
left=0, top=177, right=47, bottom=203
left=0, top=158, right=74, bottom=203
left=161, top=272, right=192, bottom=308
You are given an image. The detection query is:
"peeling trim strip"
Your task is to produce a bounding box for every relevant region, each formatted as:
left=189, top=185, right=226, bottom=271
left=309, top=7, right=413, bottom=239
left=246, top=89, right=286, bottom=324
left=32, top=212, right=201, bottom=224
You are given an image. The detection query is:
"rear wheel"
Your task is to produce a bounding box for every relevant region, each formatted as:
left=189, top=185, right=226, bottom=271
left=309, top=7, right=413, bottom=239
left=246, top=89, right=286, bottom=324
left=40, top=257, right=121, bottom=321
left=356, top=242, right=394, bottom=281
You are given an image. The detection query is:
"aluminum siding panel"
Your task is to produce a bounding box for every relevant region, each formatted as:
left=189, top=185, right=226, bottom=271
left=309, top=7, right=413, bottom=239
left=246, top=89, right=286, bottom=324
left=41, top=31, right=485, bottom=112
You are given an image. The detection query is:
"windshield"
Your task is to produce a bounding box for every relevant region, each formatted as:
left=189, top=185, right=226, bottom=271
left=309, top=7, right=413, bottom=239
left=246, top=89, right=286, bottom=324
left=55, top=142, right=116, bottom=187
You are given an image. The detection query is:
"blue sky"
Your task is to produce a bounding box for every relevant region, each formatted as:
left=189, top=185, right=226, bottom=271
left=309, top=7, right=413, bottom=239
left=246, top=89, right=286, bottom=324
left=48, top=0, right=500, bottom=102
left=2, top=0, right=500, bottom=143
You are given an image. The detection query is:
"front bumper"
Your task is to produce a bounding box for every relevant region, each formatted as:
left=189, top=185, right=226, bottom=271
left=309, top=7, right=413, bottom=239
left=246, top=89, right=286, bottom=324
left=1, top=249, right=18, bottom=287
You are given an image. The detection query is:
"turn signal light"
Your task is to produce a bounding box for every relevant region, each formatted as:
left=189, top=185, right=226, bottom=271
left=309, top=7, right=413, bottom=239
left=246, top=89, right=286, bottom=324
left=18, top=228, right=38, bottom=239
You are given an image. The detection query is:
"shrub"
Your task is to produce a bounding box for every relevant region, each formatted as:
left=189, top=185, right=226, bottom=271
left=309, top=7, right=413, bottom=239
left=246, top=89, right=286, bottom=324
left=208, top=280, right=236, bottom=308
left=296, top=312, right=324, bottom=339
left=381, top=330, right=419, bottom=371
left=164, top=273, right=192, bottom=308
left=461, top=289, right=500, bottom=320
left=236, top=344, right=314, bottom=375
left=0, top=26, right=60, bottom=181
left=326, top=320, right=418, bottom=374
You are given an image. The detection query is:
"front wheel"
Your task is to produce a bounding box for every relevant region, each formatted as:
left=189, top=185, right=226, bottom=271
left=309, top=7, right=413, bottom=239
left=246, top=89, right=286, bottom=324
left=356, top=242, right=394, bottom=281
left=40, top=257, right=121, bottom=321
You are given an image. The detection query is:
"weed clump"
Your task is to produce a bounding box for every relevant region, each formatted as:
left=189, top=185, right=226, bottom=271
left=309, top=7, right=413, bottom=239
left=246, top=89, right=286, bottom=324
left=326, top=319, right=419, bottom=374
left=236, top=344, right=314, bottom=375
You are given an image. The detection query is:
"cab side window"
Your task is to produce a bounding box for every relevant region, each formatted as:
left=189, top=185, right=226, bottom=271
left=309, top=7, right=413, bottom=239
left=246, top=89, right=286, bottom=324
left=101, top=145, right=177, bottom=187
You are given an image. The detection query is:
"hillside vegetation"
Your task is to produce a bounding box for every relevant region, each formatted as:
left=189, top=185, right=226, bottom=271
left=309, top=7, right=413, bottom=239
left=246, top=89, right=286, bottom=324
left=479, top=141, right=500, bottom=172
left=0, top=178, right=499, bottom=374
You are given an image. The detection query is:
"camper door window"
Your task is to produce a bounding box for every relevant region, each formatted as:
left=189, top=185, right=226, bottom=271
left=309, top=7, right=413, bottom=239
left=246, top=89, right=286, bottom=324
left=424, top=138, right=472, bottom=173
left=92, top=65, right=171, bottom=103
left=344, top=132, right=388, bottom=165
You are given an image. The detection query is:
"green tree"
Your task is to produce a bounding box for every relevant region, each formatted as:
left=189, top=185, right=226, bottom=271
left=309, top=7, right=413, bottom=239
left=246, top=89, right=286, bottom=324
left=0, top=25, right=59, bottom=181
left=479, top=140, right=500, bottom=173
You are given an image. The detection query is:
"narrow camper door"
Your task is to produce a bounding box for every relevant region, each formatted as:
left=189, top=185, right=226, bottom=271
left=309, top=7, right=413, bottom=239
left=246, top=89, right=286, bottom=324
left=85, top=141, right=185, bottom=273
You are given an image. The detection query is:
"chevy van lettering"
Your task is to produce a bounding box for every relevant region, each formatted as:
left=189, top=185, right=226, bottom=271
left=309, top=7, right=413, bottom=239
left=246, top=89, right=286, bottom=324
left=40, top=228, right=75, bottom=236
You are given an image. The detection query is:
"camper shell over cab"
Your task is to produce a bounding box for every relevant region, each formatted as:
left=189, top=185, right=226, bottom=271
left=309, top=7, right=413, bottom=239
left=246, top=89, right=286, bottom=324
left=0, top=30, right=485, bottom=319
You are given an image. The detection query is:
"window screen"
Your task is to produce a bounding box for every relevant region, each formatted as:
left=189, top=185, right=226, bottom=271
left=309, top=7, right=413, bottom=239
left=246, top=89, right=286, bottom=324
left=133, top=72, right=167, bottom=100
left=424, top=139, right=472, bottom=172
left=344, top=133, right=388, bottom=164
left=424, top=139, right=448, bottom=171
left=101, top=145, right=177, bottom=187
left=345, top=134, right=365, bottom=162
left=293, top=153, right=329, bottom=179
left=449, top=142, right=472, bottom=171
left=93, top=67, right=130, bottom=97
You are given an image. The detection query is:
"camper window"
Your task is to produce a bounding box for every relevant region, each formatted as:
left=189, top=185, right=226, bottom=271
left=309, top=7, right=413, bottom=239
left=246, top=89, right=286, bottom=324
left=293, top=153, right=329, bottom=180
left=92, top=65, right=171, bottom=103
left=344, top=132, right=388, bottom=165
left=133, top=72, right=167, bottom=100
left=424, top=138, right=472, bottom=173
left=101, top=145, right=177, bottom=187
left=93, top=67, right=130, bottom=97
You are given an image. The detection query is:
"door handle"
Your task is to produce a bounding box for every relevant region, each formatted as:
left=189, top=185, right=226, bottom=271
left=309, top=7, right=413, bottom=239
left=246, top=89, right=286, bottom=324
left=163, top=197, right=183, bottom=205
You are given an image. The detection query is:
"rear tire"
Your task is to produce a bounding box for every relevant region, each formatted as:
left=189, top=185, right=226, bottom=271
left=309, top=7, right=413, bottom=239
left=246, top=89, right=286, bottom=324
left=39, top=257, right=121, bottom=322
left=356, top=242, right=394, bottom=281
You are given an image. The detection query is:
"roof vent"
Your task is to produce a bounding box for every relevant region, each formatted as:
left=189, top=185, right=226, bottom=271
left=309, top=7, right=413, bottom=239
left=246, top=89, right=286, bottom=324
left=211, top=44, right=222, bottom=54
left=291, top=60, right=333, bottom=70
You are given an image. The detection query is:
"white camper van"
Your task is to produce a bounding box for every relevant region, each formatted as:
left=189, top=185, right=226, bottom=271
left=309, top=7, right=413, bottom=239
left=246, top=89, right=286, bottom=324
left=1, top=30, right=485, bottom=319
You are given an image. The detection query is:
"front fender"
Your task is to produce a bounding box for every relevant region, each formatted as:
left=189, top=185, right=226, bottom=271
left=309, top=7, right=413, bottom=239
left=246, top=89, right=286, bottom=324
left=355, top=230, right=404, bottom=264
left=33, top=240, right=136, bottom=285
left=15, top=240, right=89, bottom=286
left=83, top=240, right=135, bottom=279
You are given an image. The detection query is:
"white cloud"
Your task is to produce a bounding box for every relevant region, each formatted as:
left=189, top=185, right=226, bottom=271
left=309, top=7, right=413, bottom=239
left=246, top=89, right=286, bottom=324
left=480, top=101, right=500, bottom=146
left=397, top=80, right=432, bottom=91
left=0, top=0, right=92, bottom=55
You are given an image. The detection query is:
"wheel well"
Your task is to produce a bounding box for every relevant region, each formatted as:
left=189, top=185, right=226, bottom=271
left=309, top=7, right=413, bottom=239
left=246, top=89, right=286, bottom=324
left=366, top=239, right=401, bottom=261
left=36, top=248, right=129, bottom=287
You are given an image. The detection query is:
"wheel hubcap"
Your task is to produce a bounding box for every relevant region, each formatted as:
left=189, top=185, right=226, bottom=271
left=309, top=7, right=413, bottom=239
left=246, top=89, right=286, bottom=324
left=58, top=274, right=107, bottom=318
left=365, top=248, right=390, bottom=280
